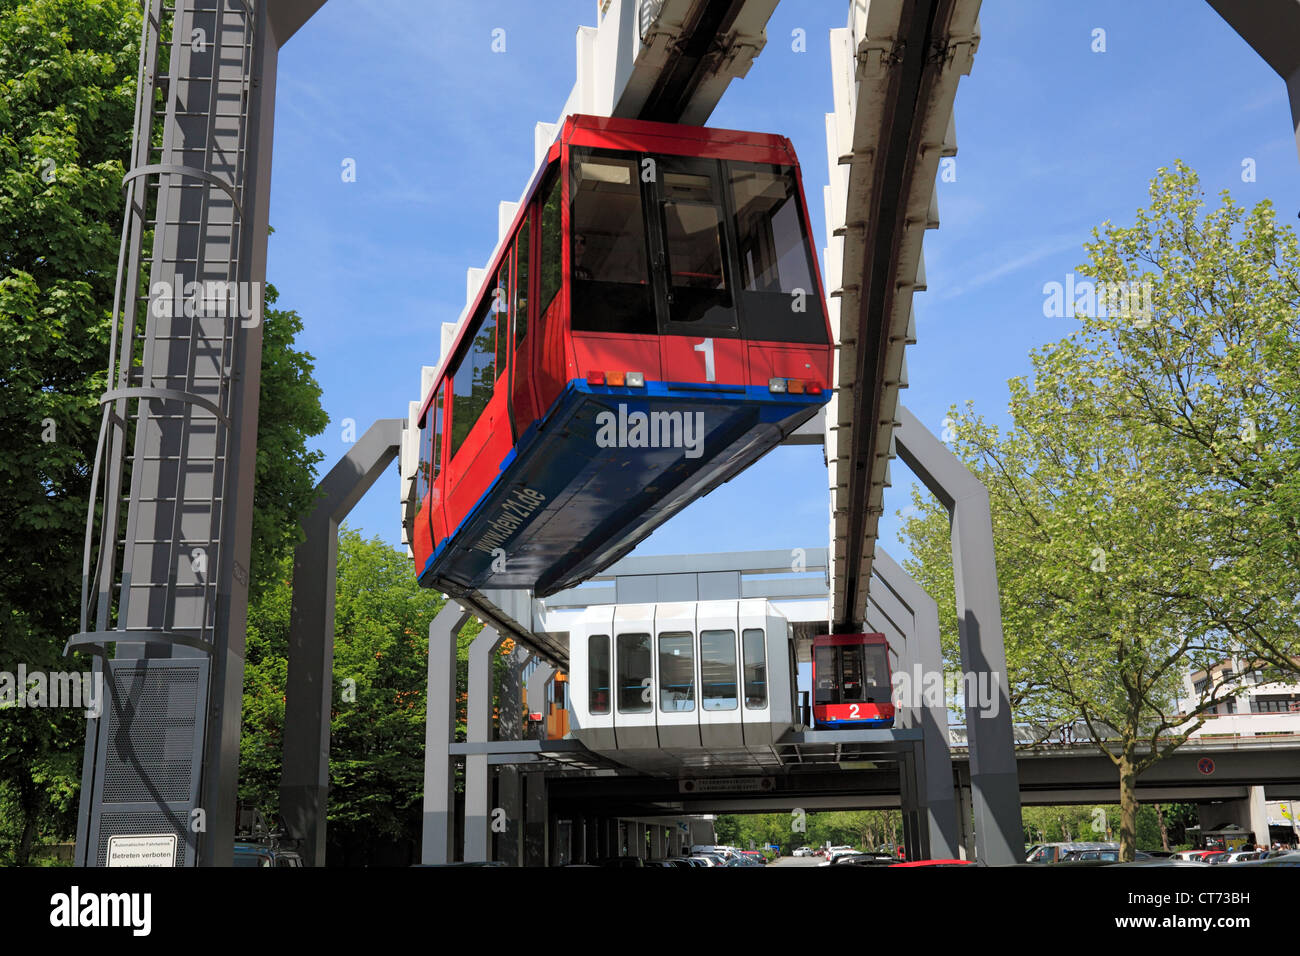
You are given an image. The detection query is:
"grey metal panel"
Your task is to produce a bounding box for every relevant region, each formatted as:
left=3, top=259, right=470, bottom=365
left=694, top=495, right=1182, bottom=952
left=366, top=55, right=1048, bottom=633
left=615, top=575, right=658, bottom=604
left=698, top=571, right=741, bottom=600
left=87, top=659, right=209, bottom=867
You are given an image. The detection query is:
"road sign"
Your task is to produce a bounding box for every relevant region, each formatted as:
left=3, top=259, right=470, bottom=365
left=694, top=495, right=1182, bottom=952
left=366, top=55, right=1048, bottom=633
left=1197, top=757, right=1215, bottom=776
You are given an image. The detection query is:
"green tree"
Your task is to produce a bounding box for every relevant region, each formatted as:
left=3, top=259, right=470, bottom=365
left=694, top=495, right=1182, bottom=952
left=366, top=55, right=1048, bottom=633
left=900, top=163, right=1298, bottom=862
left=241, top=528, right=489, bottom=865
left=0, top=0, right=326, bottom=863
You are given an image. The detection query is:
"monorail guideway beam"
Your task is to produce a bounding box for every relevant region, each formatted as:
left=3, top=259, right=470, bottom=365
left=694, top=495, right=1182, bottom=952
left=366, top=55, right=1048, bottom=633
left=1207, top=0, right=1300, bottom=165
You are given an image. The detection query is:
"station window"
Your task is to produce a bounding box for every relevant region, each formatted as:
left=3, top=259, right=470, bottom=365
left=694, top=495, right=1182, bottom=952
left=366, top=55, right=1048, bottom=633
left=588, top=635, right=610, bottom=715
left=537, top=171, right=563, bottom=318
left=700, top=628, right=738, bottom=711
left=727, top=162, right=826, bottom=344
left=569, top=148, right=655, bottom=334
left=742, top=627, right=767, bottom=710
left=449, top=290, right=501, bottom=459
left=617, top=632, right=653, bottom=714
left=658, top=631, right=695, bottom=713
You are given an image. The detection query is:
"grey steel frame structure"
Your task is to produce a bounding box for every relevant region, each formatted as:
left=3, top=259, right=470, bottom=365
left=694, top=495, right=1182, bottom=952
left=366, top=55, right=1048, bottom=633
left=892, top=403, right=1022, bottom=865
left=71, top=0, right=326, bottom=867
left=279, top=418, right=403, bottom=865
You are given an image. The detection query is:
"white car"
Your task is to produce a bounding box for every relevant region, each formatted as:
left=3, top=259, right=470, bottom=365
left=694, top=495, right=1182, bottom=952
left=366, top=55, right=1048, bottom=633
left=792, top=847, right=812, bottom=857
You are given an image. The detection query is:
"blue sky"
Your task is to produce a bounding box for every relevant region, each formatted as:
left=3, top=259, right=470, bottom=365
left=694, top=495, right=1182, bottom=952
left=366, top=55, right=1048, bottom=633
left=265, top=0, right=1299, bottom=569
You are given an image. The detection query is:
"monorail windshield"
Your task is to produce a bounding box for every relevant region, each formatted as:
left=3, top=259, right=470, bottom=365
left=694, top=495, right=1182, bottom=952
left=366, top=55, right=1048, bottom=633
left=570, top=146, right=825, bottom=343
left=814, top=642, right=891, bottom=706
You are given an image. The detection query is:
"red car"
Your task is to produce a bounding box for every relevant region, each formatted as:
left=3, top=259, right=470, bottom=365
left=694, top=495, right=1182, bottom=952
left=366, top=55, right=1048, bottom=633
left=889, top=859, right=973, bottom=867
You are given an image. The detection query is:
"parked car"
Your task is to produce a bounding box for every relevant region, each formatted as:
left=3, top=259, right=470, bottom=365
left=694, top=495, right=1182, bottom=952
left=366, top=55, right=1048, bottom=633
left=592, top=856, right=645, bottom=868
left=233, top=841, right=303, bottom=868
left=741, top=850, right=767, bottom=864
left=792, top=846, right=812, bottom=857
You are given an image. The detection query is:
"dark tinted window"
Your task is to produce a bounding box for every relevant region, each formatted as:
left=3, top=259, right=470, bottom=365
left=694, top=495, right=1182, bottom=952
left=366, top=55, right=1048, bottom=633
left=658, top=631, right=695, bottom=712
left=570, top=149, right=654, bottom=334
left=589, top=635, right=610, bottom=714
left=538, top=171, right=563, bottom=316
left=659, top=161, right=735, bottom=329
left=700, top=629, right=737, bottom=711
left=448, top=296, right=498, bottom=459
left=742, top=627, right=766, bottom=709
left=494, top=262, right=509, bottom=375
left=515, top=215, right=530, bottom=343
left=617, top=632, right=653, bottom=714
left=728, top=162, right=826, bottom=343
left=814, top=644, right=837, bottom=705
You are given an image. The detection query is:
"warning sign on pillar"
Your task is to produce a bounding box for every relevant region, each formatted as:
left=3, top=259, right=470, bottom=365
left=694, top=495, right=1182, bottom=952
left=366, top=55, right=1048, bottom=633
left=1197, top=757, right=1215, bottom=776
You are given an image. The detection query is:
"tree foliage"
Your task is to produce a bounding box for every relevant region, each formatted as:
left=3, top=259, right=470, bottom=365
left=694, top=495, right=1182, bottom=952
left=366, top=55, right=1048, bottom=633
left=899, top=162, right=1298, bottom=861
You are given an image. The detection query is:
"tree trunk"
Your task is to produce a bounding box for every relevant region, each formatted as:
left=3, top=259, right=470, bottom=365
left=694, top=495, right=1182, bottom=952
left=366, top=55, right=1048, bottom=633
left=1118, top=751, right=1139, bottom=862
left=16, top=774, right=39, bottom=867
left=1155, top=803, right=1170, bottom=852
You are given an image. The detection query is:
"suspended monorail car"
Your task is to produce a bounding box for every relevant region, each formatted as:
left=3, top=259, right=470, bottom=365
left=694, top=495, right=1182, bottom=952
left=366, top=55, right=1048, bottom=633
left=811, top=633, right=895, bottom=728
left=566, top=600, right=798, bottom=768
left=408, top=115, right=832, bottom=597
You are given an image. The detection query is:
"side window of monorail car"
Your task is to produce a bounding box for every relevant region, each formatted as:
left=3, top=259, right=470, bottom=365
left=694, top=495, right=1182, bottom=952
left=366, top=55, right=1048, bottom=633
left=569, top=149, right=654, bottom=333
left=700, top=629, right=738, bottom=711
left=589, top=634, right=610, bottom=715
left=514, top=215, right=529, bottom=344
left=449, top=284, right=503, bottom=458
left=658, top=631, right=695, bottom=713
left=727, top=162, right=826, bottom=344
left=616, top=632, right=653, bottom=714
left=493, top=260, right=509, bottom=375
left=537, top=173, right=563, bottom=317
left=813, top=644, right=836, bottom=705
left=416, top=386, right=445, bottom=503
left=742, top=628, right=767, bottom=709
left=417, top=414, right=431, bottom=503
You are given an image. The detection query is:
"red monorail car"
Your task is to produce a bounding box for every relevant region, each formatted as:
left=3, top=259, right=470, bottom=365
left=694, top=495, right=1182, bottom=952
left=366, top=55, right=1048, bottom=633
left=408, top=114, right=833, bottom=597
left=812, top=633, right=895, bottom=728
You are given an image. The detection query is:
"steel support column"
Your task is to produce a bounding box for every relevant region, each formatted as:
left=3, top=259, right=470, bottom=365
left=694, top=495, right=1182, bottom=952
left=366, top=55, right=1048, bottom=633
left=867, top=548, right=960, bottom=858
left=464, top=627, right=504, bottom=861
left=277, top=418, right=403, bottom=865
left=420, top=601, right=472, bottom=865
left=893, top=404, right=1022, bottom=865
